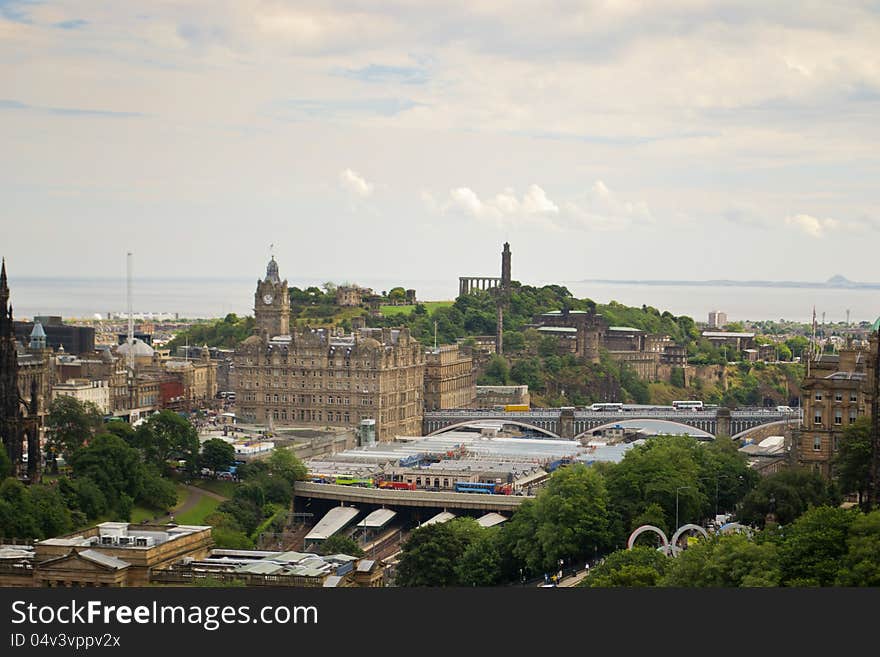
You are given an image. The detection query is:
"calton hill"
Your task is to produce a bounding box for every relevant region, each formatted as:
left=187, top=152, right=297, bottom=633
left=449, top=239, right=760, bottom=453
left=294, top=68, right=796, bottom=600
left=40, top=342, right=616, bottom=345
left=168, top=280, right=808, bottom=408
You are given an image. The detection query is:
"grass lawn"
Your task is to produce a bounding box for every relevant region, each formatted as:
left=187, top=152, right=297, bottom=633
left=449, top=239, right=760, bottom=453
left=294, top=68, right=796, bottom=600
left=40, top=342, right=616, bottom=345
left=130, top=506, right=159, bottom=523
left=380, top=301, right=454, bottom=316
left=174, top=496, right=222, bottom=525
left=191, top=479, right=236, bottom=498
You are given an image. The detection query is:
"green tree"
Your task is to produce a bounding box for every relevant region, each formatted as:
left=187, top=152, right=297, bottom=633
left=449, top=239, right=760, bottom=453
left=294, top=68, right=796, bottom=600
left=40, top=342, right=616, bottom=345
left=661, top=533, right=780, bottom=587
left=455, top=528, right=503, bottom=586
left=833, top=417, right=872, bottom=509
left=45, top=396, right=103, bottom=465
left=779, top=505, right=856, bottom=586
left=584, top=547, right=669, bottom=587
left=69, top=433, right=146, bottom=511
left=267, top=448, right=308, bottom=485
left=395, top=518, right=486, bottom=586
left=388, top=287, right=406, bottom=302
left=318, top=535, right=365, bottom=557
left=529, top=464, right=613, bottom=572
left=739, top=469, right=838, bottom=528
left=836, top=510, right=880, bottom=586
left=199, top=438, right=236, bottom=473
left=0, top=448, right=10, bottom=480
left=139, top=411, right=200, bottom=473
left=479, top=355, right=510, bottom=385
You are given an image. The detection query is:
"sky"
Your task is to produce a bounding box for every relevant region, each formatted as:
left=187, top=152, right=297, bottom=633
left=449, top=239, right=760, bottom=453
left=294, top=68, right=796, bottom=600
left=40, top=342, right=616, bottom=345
left=3, top=1, right=880, bottom=286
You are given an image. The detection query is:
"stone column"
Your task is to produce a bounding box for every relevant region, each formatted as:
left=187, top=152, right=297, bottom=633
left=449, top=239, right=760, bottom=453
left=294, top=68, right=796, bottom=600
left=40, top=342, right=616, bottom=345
left=715, top=407, right=731, bottom=439
left=558, top=407, right=575, bottom=439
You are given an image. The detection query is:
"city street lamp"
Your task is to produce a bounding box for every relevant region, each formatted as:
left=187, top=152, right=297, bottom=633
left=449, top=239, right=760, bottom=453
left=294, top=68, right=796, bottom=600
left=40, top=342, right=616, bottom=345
left=675, top=485, right=692, bottom=532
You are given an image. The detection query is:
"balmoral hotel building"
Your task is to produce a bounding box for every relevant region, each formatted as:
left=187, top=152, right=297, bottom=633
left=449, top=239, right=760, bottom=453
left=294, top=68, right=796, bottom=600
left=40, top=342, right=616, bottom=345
left=233, top=257, right=425, bottom=442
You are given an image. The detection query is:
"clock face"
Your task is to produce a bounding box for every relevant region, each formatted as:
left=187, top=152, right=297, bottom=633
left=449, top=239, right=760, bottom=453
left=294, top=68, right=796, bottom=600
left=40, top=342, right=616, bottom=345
left=262, top=293, right=274, bottom=305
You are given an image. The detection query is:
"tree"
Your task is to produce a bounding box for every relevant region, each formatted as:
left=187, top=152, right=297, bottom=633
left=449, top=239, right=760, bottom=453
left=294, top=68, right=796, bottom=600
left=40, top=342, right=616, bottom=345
left=834, top=417, right=872, bottom=509
left=584, top=547, right=669, bottom=588
left=0, top=448, right=10, bottom=480
left=528, top=464, right=613, bottom=572
left=395, top=518, right=486, bottom=586
left=779, top=505, right=856, bottom=586
left=200, top=438, right=236, bottom=473
left=479, top=355, right=510, bottom=385
left=68, top=433, right=146, bottom=511
left=267, top=448, right=307, bottom=485
left=836, top=510, right=880, bottom=586
left=45, top=396, right=103, bottom=464
left=388, top=287, right=406, bottom=303
left=739, top=469, right=839, bottom=528
left=318, top=535, right=365, bottom=557
left=139, top=411, right=200, bottom=473
left=455, top=529, right=503, bottom=586
left=661, top=533, right=780, bottom=587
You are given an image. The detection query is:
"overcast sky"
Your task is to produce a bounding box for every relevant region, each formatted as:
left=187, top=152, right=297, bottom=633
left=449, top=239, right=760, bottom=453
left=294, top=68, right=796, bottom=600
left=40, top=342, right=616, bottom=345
left=3, top=1, right=880, bottom=285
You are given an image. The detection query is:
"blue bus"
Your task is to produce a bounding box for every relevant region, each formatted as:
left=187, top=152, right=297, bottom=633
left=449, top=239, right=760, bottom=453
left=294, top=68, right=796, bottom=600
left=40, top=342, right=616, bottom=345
left=454, top=481, right=497, bottom=494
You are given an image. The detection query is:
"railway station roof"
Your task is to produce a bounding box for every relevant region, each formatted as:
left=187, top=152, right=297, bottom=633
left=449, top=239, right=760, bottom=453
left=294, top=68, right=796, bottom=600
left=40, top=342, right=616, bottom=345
left=305, top=506, right=360, bottom=541
left=360, top=508, right=396, bottom=529
left=421, top=512, right=456, bottom=527
left=476, top=513, right=508, bottom=528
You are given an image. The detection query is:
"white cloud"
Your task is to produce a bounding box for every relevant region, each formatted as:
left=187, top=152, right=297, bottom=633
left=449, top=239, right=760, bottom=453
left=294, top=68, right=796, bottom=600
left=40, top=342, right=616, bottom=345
left=444, top=184, right=560, bottom=227
left=339, top=168, right=374, bottom=197
left=785, top=213, right=839, bottom=238
left=521, top=184, right=559, bottom=214
left=561, top=180, right=653, bottom=231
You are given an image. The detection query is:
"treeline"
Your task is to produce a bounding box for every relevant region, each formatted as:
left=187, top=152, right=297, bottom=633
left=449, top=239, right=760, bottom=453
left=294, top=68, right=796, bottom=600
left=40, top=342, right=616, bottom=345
left=165, top=313, right=255, bottom=352
left=586, top=505, right=880, bottom=587
left=0, top=399, right=202, bottom=539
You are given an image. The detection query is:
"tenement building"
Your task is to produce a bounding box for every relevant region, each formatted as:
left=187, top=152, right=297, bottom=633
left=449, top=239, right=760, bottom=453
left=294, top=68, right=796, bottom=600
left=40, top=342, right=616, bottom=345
left=424, top=344, right=476, bottom=410
left=234, top=258, right=425, bottom=441
left=794, top=333, right=878, bottom=478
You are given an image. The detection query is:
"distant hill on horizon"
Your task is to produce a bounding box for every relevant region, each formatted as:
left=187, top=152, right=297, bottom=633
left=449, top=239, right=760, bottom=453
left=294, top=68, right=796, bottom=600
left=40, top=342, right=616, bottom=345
left=575, top=275, right=880, bottom=289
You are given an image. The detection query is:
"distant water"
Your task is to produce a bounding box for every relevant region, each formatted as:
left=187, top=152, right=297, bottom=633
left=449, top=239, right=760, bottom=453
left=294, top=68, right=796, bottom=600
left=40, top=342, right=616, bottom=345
left=7, top=277, right=879, bottom=324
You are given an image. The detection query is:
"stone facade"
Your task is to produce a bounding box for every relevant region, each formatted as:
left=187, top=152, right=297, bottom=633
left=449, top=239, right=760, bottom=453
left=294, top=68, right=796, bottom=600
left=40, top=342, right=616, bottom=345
left=234, top=258, right=425, bottom=442
left=53, top=379, right=111, bottom=414
left=794, top=342, right=876, bottom=478
left=424, top=345, right=476, bottom=410
left=475, top=385, right=530, bottom=408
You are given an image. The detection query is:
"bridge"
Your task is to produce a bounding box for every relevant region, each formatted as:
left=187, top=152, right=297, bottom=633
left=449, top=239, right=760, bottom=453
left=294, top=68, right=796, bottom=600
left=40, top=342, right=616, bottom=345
left=294, top=482, right=530, bottom=512
left=423, top=406, right=802, bottom=440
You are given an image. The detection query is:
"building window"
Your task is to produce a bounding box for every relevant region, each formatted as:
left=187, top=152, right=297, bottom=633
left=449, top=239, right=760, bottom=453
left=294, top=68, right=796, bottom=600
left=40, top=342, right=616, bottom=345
left=814, top=391, right=822, bottom=401
left=834, top=409, right=842, bottom=425
left=834, top=392, right=843, bottom=402
left=813, top=435, right=822, bottom=451
left=850, top=410, right=858, bottom=424
left=833, top=436, right=840, bottom=452
left=850, top=393, right=858, bottom=402
left=813, top=412, right=822, bottom=425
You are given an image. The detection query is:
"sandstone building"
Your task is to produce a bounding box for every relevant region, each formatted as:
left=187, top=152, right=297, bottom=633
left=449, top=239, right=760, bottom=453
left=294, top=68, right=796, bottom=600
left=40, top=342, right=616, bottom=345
left=794, top=333, right=877, bottom=478
left=424, top=344, right=476, bottom=410
left=234, top=258, right=425, bottom=442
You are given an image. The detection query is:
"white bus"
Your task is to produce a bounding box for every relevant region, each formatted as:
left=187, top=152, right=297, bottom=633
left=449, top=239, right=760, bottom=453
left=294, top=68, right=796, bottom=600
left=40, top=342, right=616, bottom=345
left=672, top=400, right=703, bottom=410
left=590, top=403, right=624, bottom=412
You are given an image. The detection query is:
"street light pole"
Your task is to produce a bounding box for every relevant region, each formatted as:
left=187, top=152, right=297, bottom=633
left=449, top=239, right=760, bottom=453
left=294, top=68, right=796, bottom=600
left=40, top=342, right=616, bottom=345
left=675, top=485, right=692, bottom=532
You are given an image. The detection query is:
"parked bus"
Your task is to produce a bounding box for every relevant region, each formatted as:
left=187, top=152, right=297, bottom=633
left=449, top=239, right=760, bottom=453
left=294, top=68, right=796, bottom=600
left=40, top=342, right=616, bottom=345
left=672, top=400, right=704, bottom=410
left=504, top=404, right=530, bottom=412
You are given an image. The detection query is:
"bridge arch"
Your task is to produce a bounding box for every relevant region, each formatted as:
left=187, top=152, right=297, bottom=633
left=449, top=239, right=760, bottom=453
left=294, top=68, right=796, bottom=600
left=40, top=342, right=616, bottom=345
left=731, top=420, right=790, bottom=443
left=575, top=418, right=715, bottom=441
left=627, top=525, right=670, bottom=552
left=427, top=419, right=560, bottom=439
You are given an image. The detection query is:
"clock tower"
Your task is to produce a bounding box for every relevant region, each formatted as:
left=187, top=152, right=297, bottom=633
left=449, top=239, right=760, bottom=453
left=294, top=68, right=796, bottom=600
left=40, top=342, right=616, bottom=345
left=254, top=256, right=290, bottom=339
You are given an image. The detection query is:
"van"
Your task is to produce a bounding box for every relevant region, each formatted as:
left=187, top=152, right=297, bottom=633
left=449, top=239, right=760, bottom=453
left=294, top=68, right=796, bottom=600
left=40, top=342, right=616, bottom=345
left=776, top=405, right=793, bottom=413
